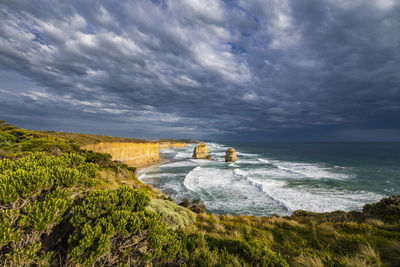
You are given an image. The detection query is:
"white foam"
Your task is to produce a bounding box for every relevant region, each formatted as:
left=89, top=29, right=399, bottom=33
left=160, top=161, right=196, bottom=168
left=255, top=178, right=383, bottom=212
left=273, top=161, right=351, bottom=180
left=236, top=159, right=263, bottom=164
left=137, top=173, right=146, bottom=181
left=230, top=167, right=382, bottom=213
left=138, top=142, right=383, bottom=216
left=184, top=166, right=235, bottom=191
left=258, top=158, right=272, bottom=164
left=140, top=173, right=181, bottom=179
left=233, top=168, right=246, bottom=176
left=232, top=169, right=291, bottom=211
left=159, top=149, right=176, bottom=154
left=207, top=142, right=228, bottom=149
left=189, top=159, right=214, bottom=165
left=239, top=152, right=259, bottom=157
left=174, top=152, right=193, bottom=159
left=246, top=168, right=300, bottom=178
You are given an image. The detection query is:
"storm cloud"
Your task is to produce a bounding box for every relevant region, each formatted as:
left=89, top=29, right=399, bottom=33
left=0, top=0, right=399, bottom=141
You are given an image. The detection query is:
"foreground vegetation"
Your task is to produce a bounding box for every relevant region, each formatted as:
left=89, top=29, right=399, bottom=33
left=0, top=120, right=399, bottom=266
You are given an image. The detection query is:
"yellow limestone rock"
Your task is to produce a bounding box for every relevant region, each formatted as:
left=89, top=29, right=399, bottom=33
left=82, top=142, right=160, bottom=167
left=225, top=147, right=237, bottom=162
left=159, top=141, right=188, bottom=149
left=192, top=143, right=210, bottom=159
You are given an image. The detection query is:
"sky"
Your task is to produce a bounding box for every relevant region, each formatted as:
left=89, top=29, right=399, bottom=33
left=0, top=0, right=399, bottom=141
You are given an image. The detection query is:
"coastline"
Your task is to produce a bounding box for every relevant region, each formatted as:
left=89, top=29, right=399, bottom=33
left=135, top=156, right=172, bottom=176
left=136, top=144, right=194, bottom=175
left=1, top=120, right=399, bottom=266
left=136, top=142, right=398, bottom=217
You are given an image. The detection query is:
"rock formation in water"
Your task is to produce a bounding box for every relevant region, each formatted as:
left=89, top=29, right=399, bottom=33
left=192, top=143, right=211, bottom=159
left=225, top=147, right=237, bottom=162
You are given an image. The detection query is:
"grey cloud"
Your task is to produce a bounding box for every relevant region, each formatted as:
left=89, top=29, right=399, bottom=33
left=0, top=0, right=399, bottom=141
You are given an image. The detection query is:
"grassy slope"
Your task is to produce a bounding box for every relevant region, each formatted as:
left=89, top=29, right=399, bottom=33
left=40, top=130, right=196, bottom=146
left=1, top=120, right=399, bottom=266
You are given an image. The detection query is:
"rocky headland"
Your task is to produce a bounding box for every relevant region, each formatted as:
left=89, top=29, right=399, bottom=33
left=82, top=140, right=191, bottom=168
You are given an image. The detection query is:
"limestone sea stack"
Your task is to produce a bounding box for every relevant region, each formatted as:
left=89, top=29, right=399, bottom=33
left=225, top=147, right=237, bottom=162
left=192, top=143, right=211, bottom=159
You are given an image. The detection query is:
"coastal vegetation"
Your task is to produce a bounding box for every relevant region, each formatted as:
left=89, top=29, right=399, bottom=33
left=0, top=120, right=399, bottom=266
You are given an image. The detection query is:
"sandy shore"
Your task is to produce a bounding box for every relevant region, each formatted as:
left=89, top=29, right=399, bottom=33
left=135, top=156, right=173, bottom=177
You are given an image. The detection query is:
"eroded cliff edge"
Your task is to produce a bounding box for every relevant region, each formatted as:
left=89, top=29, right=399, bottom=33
left=82, top=141, right=190, bottom=167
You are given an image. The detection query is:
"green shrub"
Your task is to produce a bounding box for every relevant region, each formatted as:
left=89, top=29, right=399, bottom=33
left=0, top=210, right=21, bottom=247
left=69, top=186, right=187, bottom=266
left=84, top=151, right=112, bottom=166
left=127, top=166, right=136, bottom=172
left=19, top=137, right=71, bottom=153
left=20, top=189, right=72, bottom=231
left=363, top=195, right=400, bottom=221
left=1, top=120, right=400, bottom=267
left=0, top=131, right=17, bottom=149
left=8, top=128, right=41, bottom=141
left=0, top=153, right=98, bottom=204
left=0, top=150, right=101, bottom=265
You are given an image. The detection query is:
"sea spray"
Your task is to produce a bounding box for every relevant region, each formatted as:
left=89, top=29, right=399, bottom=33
left=139, top=142, right=399, bottom=216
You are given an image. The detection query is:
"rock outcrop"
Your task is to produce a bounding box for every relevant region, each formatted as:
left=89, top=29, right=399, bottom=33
left=82, top=142, right=160, bottom=167
left=159, top=141, right=189, bottom=149
left=82, top=141, right=191, bottom=167
left=225, top=147, right=237, bottom=162
left=192, top=143, right=210, bottom=159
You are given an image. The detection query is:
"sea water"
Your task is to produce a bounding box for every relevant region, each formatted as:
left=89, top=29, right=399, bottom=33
left=139, top=142, right=400, bottom=216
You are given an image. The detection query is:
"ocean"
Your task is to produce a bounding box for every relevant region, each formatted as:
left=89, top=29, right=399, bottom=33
left=139, top=142, right=400, bottom=216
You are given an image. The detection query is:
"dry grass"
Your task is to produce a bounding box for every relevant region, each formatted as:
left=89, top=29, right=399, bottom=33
left=266, top=216, right=304, bottom=228
left=315, top=222, right=340, bottom=244
left=364, top=218, right=384, bottom=227
left=383, top=241, right=400, bottom=266
left=345, top=244, right=382, bottom=267
left=94, top=169, right=159, bottom=197
left=39, top=130, right=194, bottom=146
left=38, top=130, right=152, bottom=145
left=294, top=254, right=324, bottom=267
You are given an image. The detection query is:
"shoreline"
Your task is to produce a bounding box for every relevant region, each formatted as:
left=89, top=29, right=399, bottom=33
left=135, top=156, right=173, bottom=177
left=136, top=144, right=193, bottom=175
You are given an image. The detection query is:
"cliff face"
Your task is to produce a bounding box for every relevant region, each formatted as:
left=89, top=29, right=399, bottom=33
left=82, top=141, right=190, bottom=167
left=83, top=142, right=160, bottom=167
left=159, top=141, right=188, bottom=149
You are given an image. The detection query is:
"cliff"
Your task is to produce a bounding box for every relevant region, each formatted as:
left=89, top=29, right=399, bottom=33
left=159, top=141, right=189, bottom=149
left=1, top=120, right=400, bottom=267
left=82, top=141, right=190, bottom=167
left=82, top=142, right=159, bottom=167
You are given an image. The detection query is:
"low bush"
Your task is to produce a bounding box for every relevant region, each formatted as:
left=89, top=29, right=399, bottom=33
left=0, top=151, right=100, bottom=265
left=363, top=195, right=400, bottom=221
left=69, top=186, right=188, bottom=266
left=179, top=197, right=206, bottom=213
left=84, top=150, right=113, bottom=167
left=0, top=153, right=98, bottom=205
left=0, top=120, right=399, bottom=266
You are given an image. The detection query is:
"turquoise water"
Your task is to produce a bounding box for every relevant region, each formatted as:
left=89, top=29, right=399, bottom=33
left=139, top=142, right=400, bottom=216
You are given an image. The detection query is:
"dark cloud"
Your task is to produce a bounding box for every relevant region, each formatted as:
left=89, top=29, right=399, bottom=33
left=0, top=0, right=399, bottom=141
